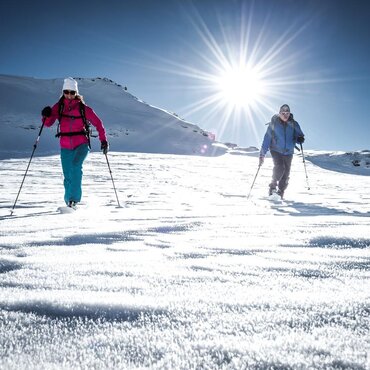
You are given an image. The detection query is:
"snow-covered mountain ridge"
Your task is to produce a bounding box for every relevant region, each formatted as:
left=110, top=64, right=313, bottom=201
left=0, top=74, right=226, bottom=159
left=305, top=150, right=370, bottom=176
left=1, top=75, right=369, bottom=178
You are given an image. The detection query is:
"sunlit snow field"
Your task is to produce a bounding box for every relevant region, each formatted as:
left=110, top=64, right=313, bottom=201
left=0, top=152, right=369, bottom=369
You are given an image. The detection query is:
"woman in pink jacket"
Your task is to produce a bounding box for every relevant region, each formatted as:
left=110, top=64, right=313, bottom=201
left=41, top=77, right=109, bottom=209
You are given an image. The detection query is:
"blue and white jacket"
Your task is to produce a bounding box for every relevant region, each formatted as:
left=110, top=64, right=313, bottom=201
left=260, top=114, right=304, bottom=157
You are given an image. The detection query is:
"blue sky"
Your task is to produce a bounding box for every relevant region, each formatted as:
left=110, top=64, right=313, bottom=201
left=1, top=0, right=369, bottom=151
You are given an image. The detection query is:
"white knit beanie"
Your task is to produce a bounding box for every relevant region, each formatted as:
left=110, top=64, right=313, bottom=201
left=62, top=77, right=78, bottom=93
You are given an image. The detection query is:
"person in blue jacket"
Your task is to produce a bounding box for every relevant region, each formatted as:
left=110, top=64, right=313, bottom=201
left=259, top=104, right=305, bottom=198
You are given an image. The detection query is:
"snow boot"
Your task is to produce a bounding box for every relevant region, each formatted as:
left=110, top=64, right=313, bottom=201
left=68, top=201, right=77, bottom=209
left=268, top=186, right=276, bottom=196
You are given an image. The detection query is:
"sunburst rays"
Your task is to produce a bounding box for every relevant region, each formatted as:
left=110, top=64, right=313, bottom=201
left=127, top=1, right=321, bottom=145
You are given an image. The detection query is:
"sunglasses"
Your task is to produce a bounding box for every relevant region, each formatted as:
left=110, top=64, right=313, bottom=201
left=280, top=111, right=290, bottom=114
left=63, top=90, right=76, bottom=95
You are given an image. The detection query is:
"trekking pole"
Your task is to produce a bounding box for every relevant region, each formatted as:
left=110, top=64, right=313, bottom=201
left=10, top=118, right=46, bottom=215
left=300, top=143, right=310, bottom=190
left=247, top=164, right=261, bottom=199
left=104, top=153, right=122, bottom=208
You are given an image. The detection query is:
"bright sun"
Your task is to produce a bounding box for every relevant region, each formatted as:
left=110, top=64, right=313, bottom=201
left=215, top=65, right=265, bottom=108
left=145, top=2, right=312, bottom=144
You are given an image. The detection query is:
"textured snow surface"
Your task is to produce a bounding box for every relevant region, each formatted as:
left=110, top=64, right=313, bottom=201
left=0, top=152, right=369, bottom=369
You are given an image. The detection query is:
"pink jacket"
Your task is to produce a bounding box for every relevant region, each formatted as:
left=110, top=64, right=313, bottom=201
left=44, top=98, right=107, bottom=150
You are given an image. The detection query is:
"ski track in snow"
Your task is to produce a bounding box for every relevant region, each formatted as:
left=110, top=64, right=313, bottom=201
left=0, top=152, right=369, bottom=370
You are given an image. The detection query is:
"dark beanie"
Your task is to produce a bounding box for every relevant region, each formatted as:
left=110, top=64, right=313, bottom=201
left=279, top=104, right=290, bottom=112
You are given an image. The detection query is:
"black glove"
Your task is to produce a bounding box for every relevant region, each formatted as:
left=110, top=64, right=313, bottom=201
left=259, top=156, right=264, bottom=166
left=297, top=136, right=305, bottom=144
left=101, top=140, right=109, bottom=154
left=42, top=106, right=52, bottom=117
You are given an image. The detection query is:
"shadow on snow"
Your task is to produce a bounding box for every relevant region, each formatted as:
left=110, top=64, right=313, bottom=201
left=1, top=301, right=166, bottom=322
left=269, top=200, right=370, bottom=217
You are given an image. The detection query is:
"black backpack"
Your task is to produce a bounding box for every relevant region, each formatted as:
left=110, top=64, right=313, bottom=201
left=55, top=97, right=91, bottom=148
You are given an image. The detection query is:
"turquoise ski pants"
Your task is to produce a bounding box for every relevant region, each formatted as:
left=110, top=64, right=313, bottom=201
left=61, top=144, right=89, bottom=205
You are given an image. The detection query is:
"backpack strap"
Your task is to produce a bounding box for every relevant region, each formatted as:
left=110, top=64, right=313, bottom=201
left=291, top=119, right=300, bottom=151
left=292, top=119, right=296, bottom=140
left=56, top=97, right=64, bottom=137
left=56, top=99, right=91, bottom=149
left=79, top=103, right=91, bottom=149
left=267, top=118, right=276, bottom=144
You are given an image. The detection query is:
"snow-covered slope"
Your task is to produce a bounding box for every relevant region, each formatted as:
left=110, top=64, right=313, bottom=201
left=305, top=150, right=370, bottom=176
left=0, top=75, right=226, bottom=159
left=225, top=148, right=370, bottom=176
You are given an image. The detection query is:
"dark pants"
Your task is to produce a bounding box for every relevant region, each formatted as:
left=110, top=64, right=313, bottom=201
left=269, top=150, right=293, bottom=192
